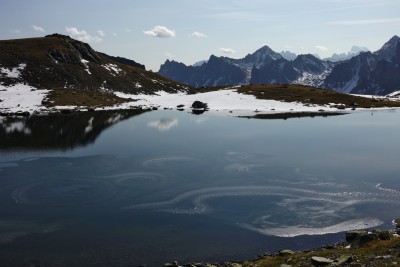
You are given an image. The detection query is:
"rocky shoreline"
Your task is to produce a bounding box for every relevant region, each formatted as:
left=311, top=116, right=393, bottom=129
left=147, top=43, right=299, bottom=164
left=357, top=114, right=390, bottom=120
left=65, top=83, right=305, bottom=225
left=162, top=220, right=400, bottom=267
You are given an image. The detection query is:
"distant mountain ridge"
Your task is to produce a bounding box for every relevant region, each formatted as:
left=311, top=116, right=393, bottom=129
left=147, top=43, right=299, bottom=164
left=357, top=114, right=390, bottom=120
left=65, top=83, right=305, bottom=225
left=323, top=36, right=400, bottom=95
left=0, top=33, right=188, bottom=94
left=158, top=35, right=400, bottom=95
left=323, top=46, right=369, bottom=62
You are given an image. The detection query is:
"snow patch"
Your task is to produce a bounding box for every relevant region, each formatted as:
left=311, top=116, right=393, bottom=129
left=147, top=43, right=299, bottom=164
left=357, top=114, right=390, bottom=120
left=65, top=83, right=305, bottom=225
left=387, top=90, right=400, bottom=97
left=103, top=64, right=123, bottom=75
left=0, top=84, right=49, bottom=113
left=114, top=89, right=341, bottom=116
left=0, top=63, right=26, bottom=79
left=294, top=69, right=332, bottom=87
left=81, top=59, right=91, bottom=75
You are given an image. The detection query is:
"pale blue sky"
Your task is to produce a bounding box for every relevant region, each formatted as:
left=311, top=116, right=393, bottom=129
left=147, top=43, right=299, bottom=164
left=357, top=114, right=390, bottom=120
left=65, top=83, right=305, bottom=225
left=1, top=0, right=399, bottom=70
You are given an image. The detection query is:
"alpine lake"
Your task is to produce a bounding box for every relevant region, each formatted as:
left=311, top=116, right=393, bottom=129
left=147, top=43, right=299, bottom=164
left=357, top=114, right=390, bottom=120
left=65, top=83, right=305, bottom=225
left=1, top=108, right=400, bottom=266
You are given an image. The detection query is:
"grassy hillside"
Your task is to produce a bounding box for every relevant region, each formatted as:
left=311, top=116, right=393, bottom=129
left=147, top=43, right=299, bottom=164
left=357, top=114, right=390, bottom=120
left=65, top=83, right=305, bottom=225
left=0, top=34, right=189, bottom=94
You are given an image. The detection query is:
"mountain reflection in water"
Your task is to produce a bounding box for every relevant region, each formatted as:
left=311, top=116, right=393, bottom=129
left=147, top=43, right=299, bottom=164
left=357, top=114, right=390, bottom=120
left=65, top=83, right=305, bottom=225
left=0, top=110, right=147, bottom=150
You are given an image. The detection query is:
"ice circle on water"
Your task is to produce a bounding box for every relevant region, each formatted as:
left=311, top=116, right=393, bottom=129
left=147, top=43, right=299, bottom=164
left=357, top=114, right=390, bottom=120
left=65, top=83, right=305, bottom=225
left=241, top=217, right=384, bottom=237
left=122, top=184, right=399, bottom=236
left=100, top=171, right=169, bottom=185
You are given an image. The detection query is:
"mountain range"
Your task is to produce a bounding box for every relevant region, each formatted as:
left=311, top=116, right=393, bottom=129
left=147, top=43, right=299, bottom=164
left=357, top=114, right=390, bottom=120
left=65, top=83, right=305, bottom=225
left=159, top=36, right=400, bottom=95
left=0, top=34, right=187, bottom=95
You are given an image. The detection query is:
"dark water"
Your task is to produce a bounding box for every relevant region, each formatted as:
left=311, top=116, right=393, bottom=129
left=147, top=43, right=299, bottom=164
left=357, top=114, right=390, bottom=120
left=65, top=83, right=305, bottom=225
left=1, top=109, right=400, bottom=266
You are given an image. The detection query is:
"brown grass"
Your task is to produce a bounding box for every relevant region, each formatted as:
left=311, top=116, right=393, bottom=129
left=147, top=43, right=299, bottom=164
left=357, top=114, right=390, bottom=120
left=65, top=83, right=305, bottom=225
left=236, top=84, right=400, bottom=108
left=44, top=88, right=130, bottom=108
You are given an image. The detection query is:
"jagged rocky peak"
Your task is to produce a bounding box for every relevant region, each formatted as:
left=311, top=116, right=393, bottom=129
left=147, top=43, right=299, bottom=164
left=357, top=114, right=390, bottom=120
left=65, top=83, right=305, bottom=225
left=293, top=54, right=330, bottom=73
left=243, top=45, right=282, bottom=66
left=280, top=51, right=297, bottom=61
left=323, top=46, right=369, bottom=62
left=374, top=35, right=400, bottom=61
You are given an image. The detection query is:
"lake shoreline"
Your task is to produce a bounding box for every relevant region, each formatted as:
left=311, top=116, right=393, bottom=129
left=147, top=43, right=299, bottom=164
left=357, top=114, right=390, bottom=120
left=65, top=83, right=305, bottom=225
left=166, top=223, right=400, bottom=267
left=2, top=84, right=400, bottom=118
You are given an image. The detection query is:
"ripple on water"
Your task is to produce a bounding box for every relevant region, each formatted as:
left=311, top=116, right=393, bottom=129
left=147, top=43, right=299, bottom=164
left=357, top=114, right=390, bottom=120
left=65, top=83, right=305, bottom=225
left=142, top=156, right=197, bottom=168
left=11, top=178, right=117, bottom=206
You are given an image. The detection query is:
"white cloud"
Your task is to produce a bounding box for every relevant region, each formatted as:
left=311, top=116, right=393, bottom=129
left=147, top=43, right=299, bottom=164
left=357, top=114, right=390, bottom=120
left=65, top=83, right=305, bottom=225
left=166, top=52, right=176, bottom=58
left=328, top=18, right=400, bottom=25
left=147, top=118, right=178, bottom=132
left=190, top=31, right=207, bottom=38
left=32, top=25, right=45, bottom=33
left=65, top=27, right=102, bottom=43
left=219, top=48, right=235, bottom=54
left=144, top=26, right=175, bottom=38
left=97, top=30, right=106, bottom=37
left=315, top=45, right=329, bottom=53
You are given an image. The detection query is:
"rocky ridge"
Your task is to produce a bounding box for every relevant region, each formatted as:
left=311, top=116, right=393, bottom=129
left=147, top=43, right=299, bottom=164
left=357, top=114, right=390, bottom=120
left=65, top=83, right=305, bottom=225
left=158, top=36, right=400, bottom=95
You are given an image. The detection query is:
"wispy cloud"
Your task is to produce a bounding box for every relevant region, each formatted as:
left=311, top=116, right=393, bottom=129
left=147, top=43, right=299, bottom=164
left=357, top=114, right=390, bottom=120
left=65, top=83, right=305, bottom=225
left=97, top=30, right=106, bottom=37
left=144, top=26, right=175, bottom=38
left=166, top=52, right=176, bottom=58
left=32, top=25, right=45, bottom=33
left=189, top=31, right=207, bottom=38
left=10, top=29, right=21, bottom=34
left=328, top=17, right=400, bottom=25
left=65, top=27, right=103, bottom=43
left=147, top=118, right=179, bottom=132
left=315, top=45, right=329, bottom=53
left=220, top=48, right=235, bottom=54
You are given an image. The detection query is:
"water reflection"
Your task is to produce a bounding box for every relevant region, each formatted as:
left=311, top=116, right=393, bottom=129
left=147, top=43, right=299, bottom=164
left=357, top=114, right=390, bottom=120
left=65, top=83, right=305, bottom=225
left=147, top=118, right=179, bottom=132
left=0, top=110, right=147, bottom=150
left=1, top=110, right=400, bottom=266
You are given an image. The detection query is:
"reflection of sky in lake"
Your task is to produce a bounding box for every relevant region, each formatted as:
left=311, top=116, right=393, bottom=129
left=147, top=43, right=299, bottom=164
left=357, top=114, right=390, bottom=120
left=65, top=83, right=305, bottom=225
left=1, top=110, right=400, bottom=266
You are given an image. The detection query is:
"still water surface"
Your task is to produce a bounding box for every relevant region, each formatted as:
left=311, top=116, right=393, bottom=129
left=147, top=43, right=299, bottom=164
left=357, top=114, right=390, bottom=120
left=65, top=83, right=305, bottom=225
left=0, top=110, right=400, bottom=266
